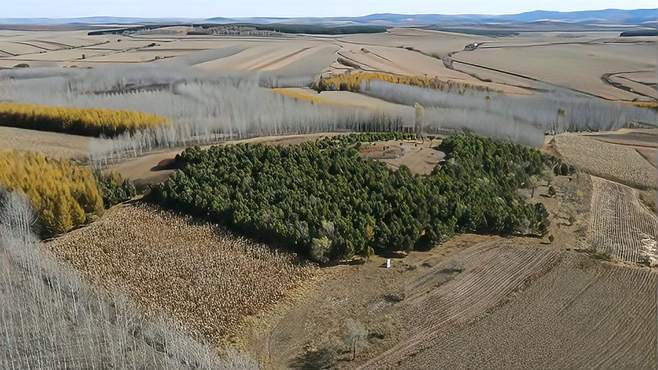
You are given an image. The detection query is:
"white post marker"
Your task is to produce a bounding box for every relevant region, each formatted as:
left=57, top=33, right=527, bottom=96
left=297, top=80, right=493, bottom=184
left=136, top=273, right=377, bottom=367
left=386, top=258, right=391, bottom=269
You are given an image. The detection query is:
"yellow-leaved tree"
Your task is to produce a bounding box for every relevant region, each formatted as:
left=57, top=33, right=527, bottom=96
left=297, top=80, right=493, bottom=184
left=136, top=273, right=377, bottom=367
left=0, top=102, right=169, bottom=137
left=0, top=151, right=104, bottom=236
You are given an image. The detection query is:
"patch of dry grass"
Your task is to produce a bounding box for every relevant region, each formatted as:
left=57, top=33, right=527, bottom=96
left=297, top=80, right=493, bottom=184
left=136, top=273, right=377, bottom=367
left=47, top=203, right=317, bottom=343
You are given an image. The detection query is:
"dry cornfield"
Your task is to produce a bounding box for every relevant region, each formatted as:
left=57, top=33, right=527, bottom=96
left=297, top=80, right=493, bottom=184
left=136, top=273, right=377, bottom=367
left=588, top=176, right=657, bottom=265
left=555, top=135, right=657, bottom=189
left=47, top=203, right=317, bottom=343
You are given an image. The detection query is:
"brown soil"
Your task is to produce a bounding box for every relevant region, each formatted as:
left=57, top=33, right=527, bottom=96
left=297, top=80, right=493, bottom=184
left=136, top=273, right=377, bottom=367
left=586, top=128, right=658, bottom=149
left=0, top=126, right=93, bottom=160
left=637, top=148, right=657, bottom=168
left=359, top=139, right=444, bottom=175
left=239, top=234, right=502, bottom=369
left=368, top=251, right=657, bottom=369
left=239, top=167, right=656, bottom=369
left=109, top=133, right=338, bottom=186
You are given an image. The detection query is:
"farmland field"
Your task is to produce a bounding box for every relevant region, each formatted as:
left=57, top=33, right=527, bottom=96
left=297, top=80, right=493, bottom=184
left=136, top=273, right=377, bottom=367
left=0, top=193, right=257, bottom=369
left=0, top=126, right=93, bottom=159
left=364, top=247, right=657, bottom=369
left=588, top=176, right=657, bottom=265
left=47, top=203, right=316, bottom=342
left=554, top=133, right=657, bottom=189
left=0, top=26, right=654, bottom=106
left=454, top=39, right=657, bottom=102
left=1, top=12, right=657, bottom=370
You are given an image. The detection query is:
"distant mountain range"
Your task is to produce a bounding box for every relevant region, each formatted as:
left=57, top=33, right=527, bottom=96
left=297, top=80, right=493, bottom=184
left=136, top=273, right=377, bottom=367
left=1, top=8, right=657, bottom=27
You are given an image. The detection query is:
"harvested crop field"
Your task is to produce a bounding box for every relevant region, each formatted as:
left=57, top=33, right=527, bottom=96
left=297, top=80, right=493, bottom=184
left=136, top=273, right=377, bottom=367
left=362, top=240, right=562, bottom=368
left=47, top=203, right=317, bottom=343
left=588, top=176, right=657, bottom=265
left=0, top=126, right=93, bottom=160
left=637, top=148, right=657, bottom=167
left=366, top=249, right=657, bottom=369
left=586, top=128, right=658, bottom=149
left=555, top=134, right=657, bottom=189
left=454, top=41, right=657, bottom=101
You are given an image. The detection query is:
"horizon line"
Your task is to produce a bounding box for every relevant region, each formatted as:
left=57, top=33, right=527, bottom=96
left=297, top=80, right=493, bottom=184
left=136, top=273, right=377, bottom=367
left=2, top=7, right=657, bottom=20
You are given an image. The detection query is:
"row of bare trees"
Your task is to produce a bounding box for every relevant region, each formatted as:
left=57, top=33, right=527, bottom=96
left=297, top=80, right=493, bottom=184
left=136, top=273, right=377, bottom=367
left=361, top=80, right=656, bottom=135
left=0, top=190, right=257, bottom=369
left=0, top=67, right=412, bottom=164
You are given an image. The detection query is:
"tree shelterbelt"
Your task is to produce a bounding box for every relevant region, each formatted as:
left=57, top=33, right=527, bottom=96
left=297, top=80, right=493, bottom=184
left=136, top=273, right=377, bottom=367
left=151, top=133, right=549, bottom=263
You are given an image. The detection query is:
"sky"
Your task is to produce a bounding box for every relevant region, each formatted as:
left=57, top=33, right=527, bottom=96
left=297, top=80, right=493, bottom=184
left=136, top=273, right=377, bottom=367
left=4, top=0, right=657, bottom=18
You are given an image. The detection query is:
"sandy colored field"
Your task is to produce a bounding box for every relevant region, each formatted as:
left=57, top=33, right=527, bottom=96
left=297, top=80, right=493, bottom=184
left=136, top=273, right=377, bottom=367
left=340, top=28, right=487, bottom=58
left=336, top=44, right=462, bottom=78
left=48, top=203, right=316, bottom=344
left=365, top=249, right=656, bottom=369
left=586, top=128, right=658, bottom=148
left=608, top=72, right=658, bottom=99
left=82, top=49, right=192, bottom=63
left=455, top=40, right=657, bottom=101
left=273, top=87, right=415, bottom=116
left=0, top=126, right=93, bottom=159
left=588, top=176, right=657, bottom=265
left=359, top=139, right=444, bottom=175
left=555, top=133, right=657, bottom=189
left=1, top=27, right=655, bottom=103
left=195, top=41, right=338, bottom=75
left=5, top=48, right=108, bottom=62
left=637, top=148, right=657, bottom=167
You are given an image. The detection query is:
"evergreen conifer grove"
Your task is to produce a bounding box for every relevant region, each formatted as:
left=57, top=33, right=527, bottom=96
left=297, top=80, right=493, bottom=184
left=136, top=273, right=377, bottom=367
left=152, top=133, right=550, bottom=263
